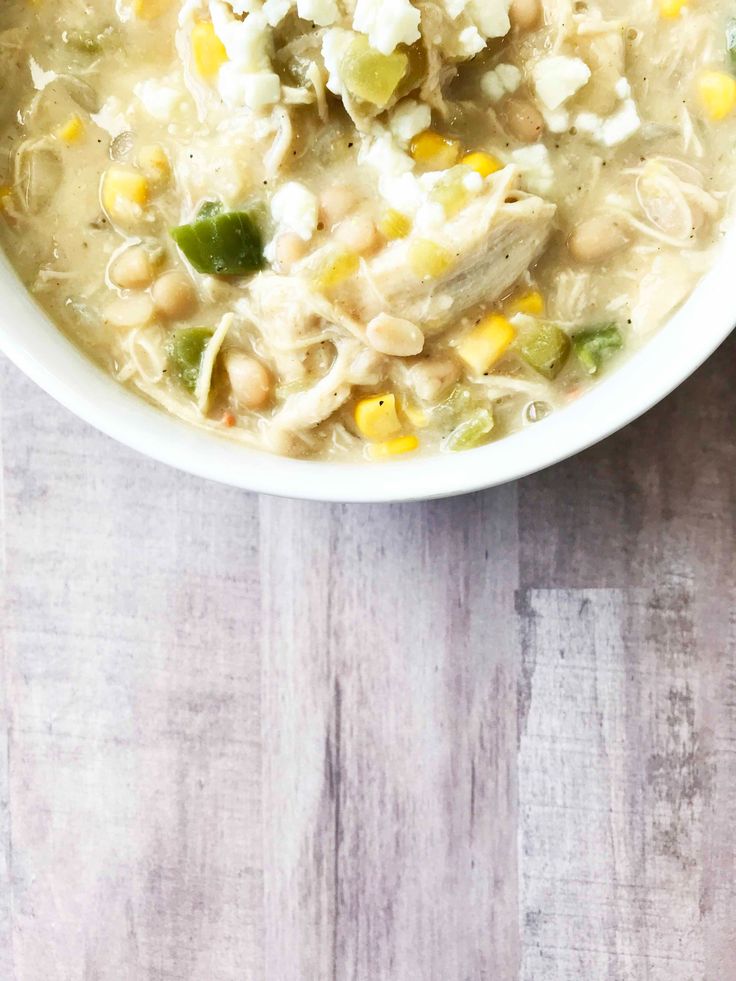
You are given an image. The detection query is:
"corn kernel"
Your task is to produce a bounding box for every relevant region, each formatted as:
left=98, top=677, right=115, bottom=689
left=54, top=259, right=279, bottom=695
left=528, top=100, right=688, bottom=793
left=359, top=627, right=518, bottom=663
left=56, top=115, right=85, bottom=145
left=408, top=239, right=453, bottom=280
left=192, top=21, right=228, bottom=80
left=461, top=151, right=503, bottom=178
left=312, top=249, right=359, bottom=290
left=370, top=434, right=420, bottom=458
left=378, top=208, right=412, bottom=240
left=659, top=0, right=686, bottom=17
left=133, top=0, right=171, bottom=18
left=457, top=314, right=516, bottom=375
left=101, top=165, right=149, bottom=223
left=410, top=130, right=461, bottom=169
left=354, top=393, right=402, bottom=441
left=137, top=144, right=171, bottom=184
left=505, top=290, right=545, bottom=317
left=697, top=70, right=736, bottom=120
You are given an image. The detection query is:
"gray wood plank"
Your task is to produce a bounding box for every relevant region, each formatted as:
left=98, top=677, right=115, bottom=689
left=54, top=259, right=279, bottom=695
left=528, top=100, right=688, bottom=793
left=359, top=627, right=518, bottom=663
left=1, top=361, right=264, bottom=981
left=0, top=367, right=15, bottom=981
left=518, top=588, right=709, bottom=981
left=259, top=491, right=522, bottom=981
left=0, top=714, right=12, bottom=980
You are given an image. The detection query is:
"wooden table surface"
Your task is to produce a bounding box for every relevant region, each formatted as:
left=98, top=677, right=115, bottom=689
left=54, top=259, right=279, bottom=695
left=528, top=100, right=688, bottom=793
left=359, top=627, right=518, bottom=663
left=2, top=336, right=735, bottom=981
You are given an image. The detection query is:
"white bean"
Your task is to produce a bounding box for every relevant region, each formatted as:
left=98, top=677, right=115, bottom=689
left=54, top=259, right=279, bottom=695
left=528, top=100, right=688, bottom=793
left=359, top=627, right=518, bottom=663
left=152, top=271, right=198, bottom=320
left=275, top=232, right=308, bottom=271
left=366, top=313, right=424, bottom=357
left=224, top=350, right=272, bottom=409
left=568, top=215, right=630, bottom=264
left=505, top=98, right=545, bottom=142
left=510, top=0, right=542, bottom=30
left=319, top=186, right=356, bottom=228
left=335, top=214, right=379, bottom=255
left=110, top=246, right=155, bottom=290
left=103, top=294, right=155, bottom=329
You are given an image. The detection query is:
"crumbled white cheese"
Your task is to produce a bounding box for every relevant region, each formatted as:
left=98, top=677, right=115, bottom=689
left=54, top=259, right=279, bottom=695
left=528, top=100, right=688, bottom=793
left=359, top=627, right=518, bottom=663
left=353, top=0, right=421, bottom=55
left=575, top=113, right=600, bottom=136
left=243, top=71, right=282, bottom=109
left=532, top=56, right=591, bottom=111
left=262, top=0, right=292, bottom=24
left=29, top=57, right=58, bottom=92
left=615, top=77, right=632, bottom=99
left=377, top=172, right=423, bottom=216
left=270, top=181, right=319, bottom=240
left=511, top=144, right=554, bottom=195
left=389, top=99, right=432, bottom=144
left=297, top=0, right=338, bottom=26
left=465, top=0, right=511, bottom=39
left=462, top=170, right=484, bottom=192
left=134, top=79, right=183, bottom=121
left=458, top=26, right=486, bottom=57
left=542, top=107, right=570, bottom=133
left=430, top=0, right=510, bottom=58
left=91, top=97, right=130, bottom=138
left=575, top=98, right=641, bottom=147
left=414, top=200, right=446, bottom=232
left=209, top=3, right=282, bottom=109
left=211, top=7, right=272, bottom=72
left=600, top=99, right=641, bottom=146
left=219, top=65, right=281, bottom=109
left=480, top=63, right=522, bottom=102
left=358, top=132, right=415, bottom=176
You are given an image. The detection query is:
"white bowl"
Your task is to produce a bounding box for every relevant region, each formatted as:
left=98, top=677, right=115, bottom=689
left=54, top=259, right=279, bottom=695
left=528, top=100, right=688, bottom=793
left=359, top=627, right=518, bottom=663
left=1, top=235, right=733, bottom=503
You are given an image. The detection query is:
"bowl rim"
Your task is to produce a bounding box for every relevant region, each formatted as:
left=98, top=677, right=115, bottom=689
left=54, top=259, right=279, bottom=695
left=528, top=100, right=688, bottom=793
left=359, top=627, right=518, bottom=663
left=1, top=235, right=734, bottom=503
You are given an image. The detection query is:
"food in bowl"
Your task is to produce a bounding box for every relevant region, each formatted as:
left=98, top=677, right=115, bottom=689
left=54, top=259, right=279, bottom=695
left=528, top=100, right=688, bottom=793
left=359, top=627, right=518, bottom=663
left=0, top=1, right=734, bottom=461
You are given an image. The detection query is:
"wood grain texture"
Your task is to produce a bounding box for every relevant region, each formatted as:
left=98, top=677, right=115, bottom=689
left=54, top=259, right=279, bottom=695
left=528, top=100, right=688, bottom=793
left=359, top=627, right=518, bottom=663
left=2, top=334, right=736, bottom=980
left=259, top=494, right=520, bottom=980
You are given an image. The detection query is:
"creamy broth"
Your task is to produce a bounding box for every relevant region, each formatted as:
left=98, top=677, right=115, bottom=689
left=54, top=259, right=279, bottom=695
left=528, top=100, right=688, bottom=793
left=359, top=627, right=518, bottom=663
left=1, top=0, right=735, bottom=460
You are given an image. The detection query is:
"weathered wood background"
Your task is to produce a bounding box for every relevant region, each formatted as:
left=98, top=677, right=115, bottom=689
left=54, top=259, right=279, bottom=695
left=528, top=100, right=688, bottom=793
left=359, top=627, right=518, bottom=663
left=1, top=336, right=735, bottom=981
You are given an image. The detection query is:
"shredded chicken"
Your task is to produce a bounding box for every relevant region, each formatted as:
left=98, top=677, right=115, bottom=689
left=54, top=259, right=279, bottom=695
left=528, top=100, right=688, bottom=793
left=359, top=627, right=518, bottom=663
left=339, top=168, right=555, bottom=326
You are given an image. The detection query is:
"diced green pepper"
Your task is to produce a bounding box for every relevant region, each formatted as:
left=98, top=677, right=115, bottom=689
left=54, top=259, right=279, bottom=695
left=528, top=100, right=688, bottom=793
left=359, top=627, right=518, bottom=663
left=572, top=324, right=623, bottom=375
left=340, top=35, right=408, bottom=108
left=519, top=323, right=571, bottom=379
left=171, top=210, right=264, bottom=276
left=395, top=40, right=428, bottom=99
left=167, top=326, right=213, bottom=392
left=435, top=385, right=473, bottom=422
left=727, top=18, right=736, bottom=71
left=446, top=408, right=494, bottom=452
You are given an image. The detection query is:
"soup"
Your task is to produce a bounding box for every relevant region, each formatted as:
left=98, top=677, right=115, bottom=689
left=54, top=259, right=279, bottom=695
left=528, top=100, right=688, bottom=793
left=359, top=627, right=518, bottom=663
left=1, top=0, right=734, bottom=460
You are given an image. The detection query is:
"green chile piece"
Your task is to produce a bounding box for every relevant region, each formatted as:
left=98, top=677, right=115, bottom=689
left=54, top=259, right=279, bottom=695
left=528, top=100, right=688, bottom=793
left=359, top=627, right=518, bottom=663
left=340, top=35, right=409, bottom=108
left=519, top=323, right=571, bottom=379
left=167, top=327, right=214, bottom=393
left=171, top=210, right=264, bottom=276
left=572, top=324, right=623, bottom=375
left=446, top=408, right=494, bottom=452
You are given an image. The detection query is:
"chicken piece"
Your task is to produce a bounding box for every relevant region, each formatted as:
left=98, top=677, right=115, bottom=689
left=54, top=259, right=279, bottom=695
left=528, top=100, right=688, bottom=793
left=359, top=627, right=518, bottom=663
left=338, top=167, right=556, bottom=327
left=241, top=270, right=370, bottom=409
left=268, top=339, right=383, bottom=439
